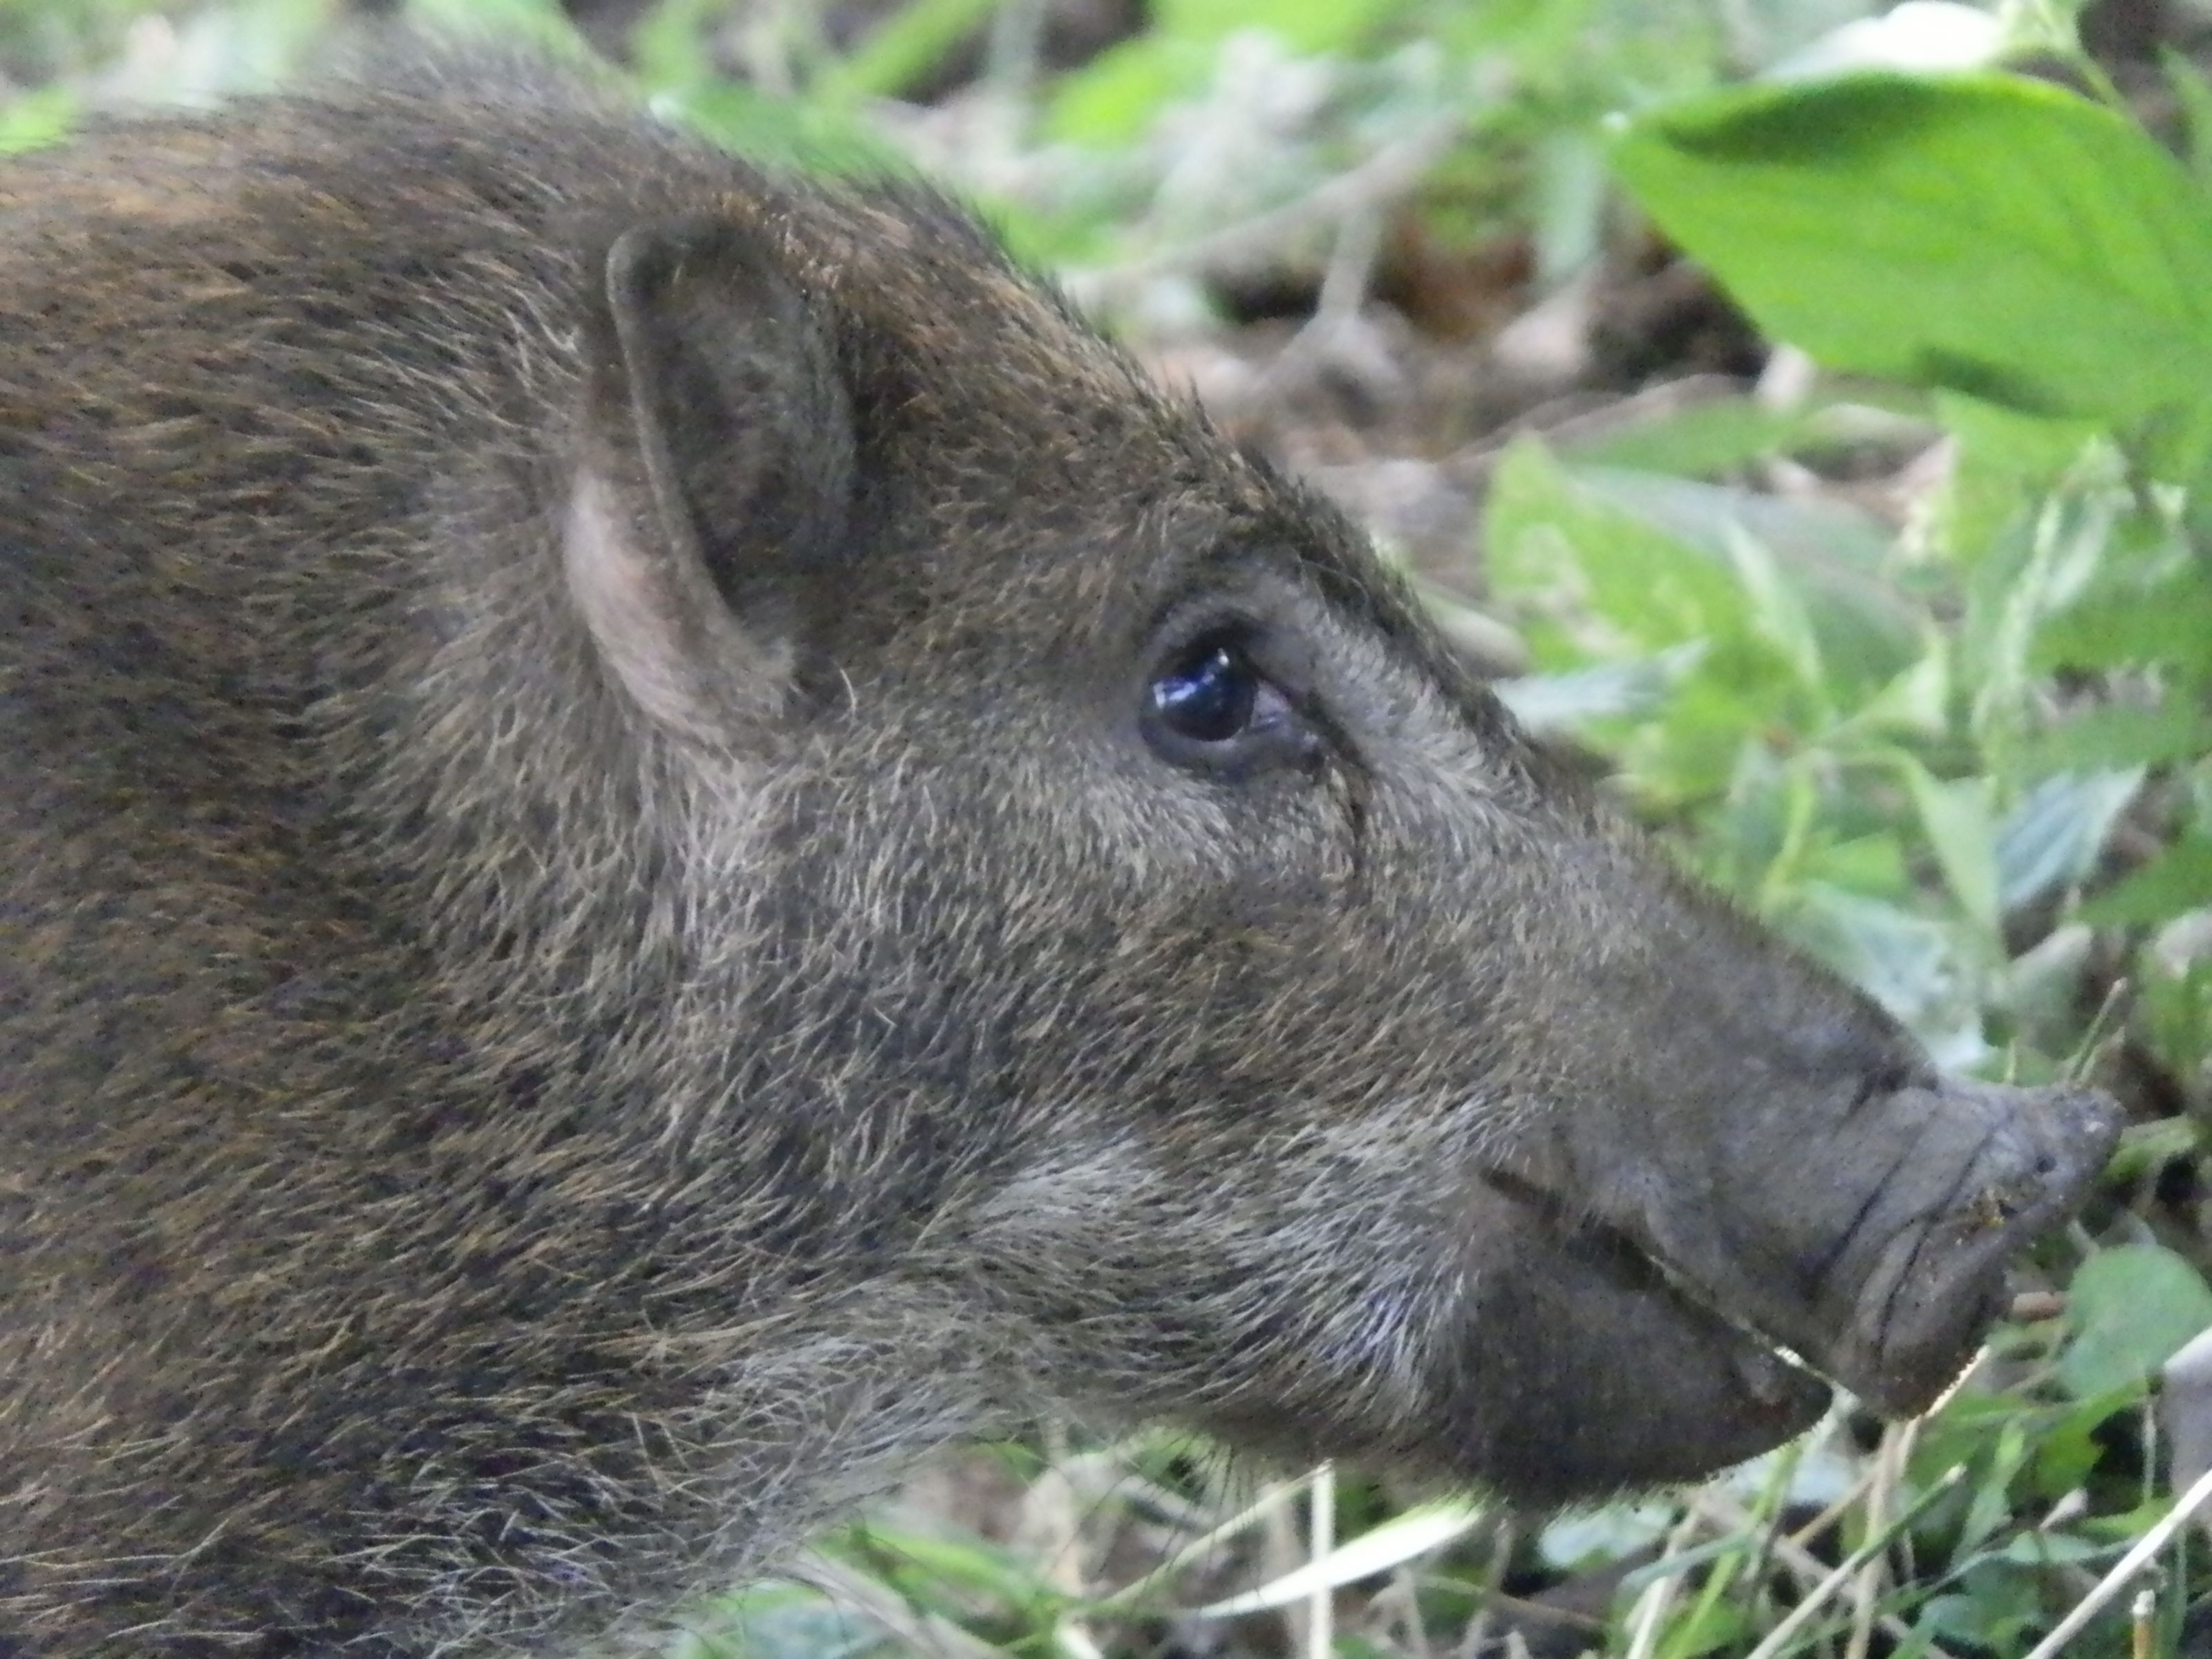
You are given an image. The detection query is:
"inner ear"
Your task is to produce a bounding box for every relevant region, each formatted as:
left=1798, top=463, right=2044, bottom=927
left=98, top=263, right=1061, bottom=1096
left=568, top=215, right=856, bottom=740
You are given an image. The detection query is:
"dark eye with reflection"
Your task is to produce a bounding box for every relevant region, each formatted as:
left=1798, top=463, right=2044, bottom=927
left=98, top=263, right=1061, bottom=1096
left=1150, top=638, right=1258, bottom=740
left=1141, top=631, right=1315, bottom=774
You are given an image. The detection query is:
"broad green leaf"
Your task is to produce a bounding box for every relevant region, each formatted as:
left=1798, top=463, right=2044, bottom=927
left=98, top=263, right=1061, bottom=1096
left=1574, top=467, right=1917, bottom=694
left=2032, top=556, right=2212, bottom=676
left=1992, top=768, right=2143, bottom=914
left=2029, top=1387, right=2140, bottom=1494
left=2108, top=1115, right=2205, bottom=1183
left=1620, top=669, right=1804, bottom=809
left=631, top=0, right=719, bottom=88
left=1725, top=524, right=1825, bottom=695
left=1839, top=642, right=1949, bottom=740
left=2060, top=1244, right=2212, bottom=1399
left=1894, top=754, right=2000, bottom=932
left=1568, top=392, right=1931, bottom=480
left=1987, top=1531, right=2108, bottom=1566
left=1703, top=731, right=1797, bottom=895
left=2081, top=833, right=2212, bottom=924
left=1042, top=40, right=1201, bottom=145
left=1044, top=0, right=1404, bottom=144
left=2143, top=958, right=2212, bottom=1081
left=1956, top=440, right=2146, bottom=762
left=2012, top=700, right=2212, bottom=778
left=1802, top=832, right=1909, bottom=897
left=1483, top=440, right=1750, bottom=659
left=1922, top=1571, right=2043, bottom=1654
left=1611, top=72, right=2212, bottom=427
left=1428, top=0, right=1595, bottom=70
left=1931, top=392, right=2103, bottom=571
left=1564, top=394, right=1806, bottom=476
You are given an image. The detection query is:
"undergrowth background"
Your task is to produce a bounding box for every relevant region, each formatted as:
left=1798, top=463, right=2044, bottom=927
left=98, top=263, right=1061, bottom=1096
left=8, top=0, right=2212, bottom=1653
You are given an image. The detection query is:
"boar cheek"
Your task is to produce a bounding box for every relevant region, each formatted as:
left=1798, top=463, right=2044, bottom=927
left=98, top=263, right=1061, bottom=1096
left=1426, top=1187, right=1828, bottom=1507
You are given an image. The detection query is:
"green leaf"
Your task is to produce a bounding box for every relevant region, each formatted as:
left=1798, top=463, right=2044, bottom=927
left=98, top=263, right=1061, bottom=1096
left=1153, top=0, right=1405, bottom=55
left=817, top=0, right=1001, bottom=102
left=1483, top=440, right=1751, bottom=659
left=1955, top=1418, right=2032, bottom=1557
left=2059, top=1244, right=2212, bottom=1400
left=1931, top=392, right=2103, bottom=570
left=2032, top=557, right=2212, bottom=676
left=690, top=1582, right=884, bottom=1659
left=1993, top=768, right=2143, bottom=914
left=1840, top=642, right=1950, bottom=741
left=1044, top=0, right=1405, bottom=145
left=1611, top=72, right=2212, bottom=427
left=2029, top=1388, right=2138, bottom=1494
left=1562, top=394, right=1803, bottom=476
left=1802, top=832, right=1909, bottom=897
left=1723, top=524, right=1826, bottom=697
left=2081, top=833, right=2212, bottom=924
left=2106, top=1116, right=2204, bottom=1184
left=1894, top=754, right=2000, bottom=932
left=631, top=0, right=714, bottom=88
left=2012, top=700, right=2212, bottom=778
left=1041, top=39, right=1196, bottom=145
left=1572, top=467, right=1918, bottom=695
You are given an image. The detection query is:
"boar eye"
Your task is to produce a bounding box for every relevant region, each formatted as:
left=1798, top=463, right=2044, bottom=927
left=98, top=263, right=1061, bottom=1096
left=1141, top=631, right=1313, bottom=774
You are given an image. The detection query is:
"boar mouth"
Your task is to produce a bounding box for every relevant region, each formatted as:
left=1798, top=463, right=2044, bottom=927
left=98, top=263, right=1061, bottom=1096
left=1506, top=1079, right=2119, bottom=1421
left=1488, top=1168, right=1822, bottom=1403
left=1430, top=1172, right=1828, bottom=1501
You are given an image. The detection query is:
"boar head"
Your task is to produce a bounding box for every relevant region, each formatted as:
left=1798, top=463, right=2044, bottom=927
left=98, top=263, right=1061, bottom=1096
left=570, top=208, right=2120, bottom=1506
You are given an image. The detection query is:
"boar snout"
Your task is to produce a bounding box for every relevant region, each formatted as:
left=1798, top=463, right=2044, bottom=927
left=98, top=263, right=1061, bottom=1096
left=1632, top=1076, right=2119, bottom=1416
left=1485, top=840, right=2118, bottom=1437
left=1812, top=1078, right=2117, bottom=1412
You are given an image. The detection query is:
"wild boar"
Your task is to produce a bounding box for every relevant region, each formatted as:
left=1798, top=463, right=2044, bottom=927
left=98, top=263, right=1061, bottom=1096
left=0, top=61, right=2117, bottom=1656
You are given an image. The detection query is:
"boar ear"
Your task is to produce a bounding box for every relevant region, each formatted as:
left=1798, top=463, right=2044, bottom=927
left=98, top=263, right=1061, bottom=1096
left=567, top=217, right=856, bottom=742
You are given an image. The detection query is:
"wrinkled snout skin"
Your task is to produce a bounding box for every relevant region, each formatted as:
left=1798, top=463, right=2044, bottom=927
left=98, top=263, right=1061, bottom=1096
left=1441, top=828, right=2122, bottom=1436
left=0, top=64, right=2120, bottom=1656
